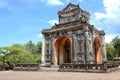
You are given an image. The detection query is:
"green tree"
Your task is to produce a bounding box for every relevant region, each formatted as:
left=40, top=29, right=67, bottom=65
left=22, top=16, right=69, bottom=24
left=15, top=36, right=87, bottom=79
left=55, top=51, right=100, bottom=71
left=7, top=43, right=41, bottom=64
left=0, top=46, right=23, bottom=69
left=0, top=47, right=9, bottom=70
left=0, top=42, right=42, bottom=70
left=10, top=44, right=25, bottom=54
left=7, top=44, right=30, bottom=64
left=106, top=43, right=116, bottom=61
left=111, top=36, right=120, bottom=56
left=36, top=42, right=42, bottom=54
left=24, top=40, right=37, bottom=54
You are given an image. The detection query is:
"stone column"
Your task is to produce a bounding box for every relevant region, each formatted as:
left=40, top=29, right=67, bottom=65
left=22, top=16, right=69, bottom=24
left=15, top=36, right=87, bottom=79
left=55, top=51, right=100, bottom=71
left=102, top=35, right=107, bottom=62
left=41, top=34, right=46, bottom=66
left=72, top=34, right=77, bottom=63
left=69, top=34, right=73, bottom=63
left=92, top=31, right=95, bottom=63
left=84, top=26, right=89, bottom=64
left=50, top=37, right=54, bottom=64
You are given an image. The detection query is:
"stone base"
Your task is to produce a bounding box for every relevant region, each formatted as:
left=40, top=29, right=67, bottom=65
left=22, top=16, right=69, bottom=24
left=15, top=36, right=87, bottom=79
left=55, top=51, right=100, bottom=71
left=40, top=63, right=51, bottom=67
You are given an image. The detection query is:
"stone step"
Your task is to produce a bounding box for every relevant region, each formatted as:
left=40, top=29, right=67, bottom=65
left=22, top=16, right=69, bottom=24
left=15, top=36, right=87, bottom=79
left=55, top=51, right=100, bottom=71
left=51, top=65, right=59, bottom=68
left=39, top=67, right=59, bottom=72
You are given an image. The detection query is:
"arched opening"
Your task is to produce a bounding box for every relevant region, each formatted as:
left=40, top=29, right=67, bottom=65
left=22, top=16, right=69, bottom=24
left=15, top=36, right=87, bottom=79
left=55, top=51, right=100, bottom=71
left=54, top=36, right=71, bottom=65
left=94, top=37, right=102, bottom=64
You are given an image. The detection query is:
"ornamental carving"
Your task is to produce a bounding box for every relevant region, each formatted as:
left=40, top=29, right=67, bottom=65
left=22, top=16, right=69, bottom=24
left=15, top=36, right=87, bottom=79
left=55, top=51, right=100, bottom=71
left=41, top=3, right=106, bottom=66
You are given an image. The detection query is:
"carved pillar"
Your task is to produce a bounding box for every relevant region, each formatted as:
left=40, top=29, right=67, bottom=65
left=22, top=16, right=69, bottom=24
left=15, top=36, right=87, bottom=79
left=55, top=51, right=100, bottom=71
left=72, top=37, right=74, bottom=63
left=41, top=34, right=46, bottom=64
left=84, top=26, right=89, bottom=64
left=88, top=32, right=94, bottom=64
left=92, top=31, right=95, bottom=63
left=69, top=34, right=73, bottom=63
left=72, top=33, right=77, bottom=63
left=41, top=34, right=51, bottom=67
left=50, top=37, right=54, bottom=64
left=102, top=35, right=107, bottom=62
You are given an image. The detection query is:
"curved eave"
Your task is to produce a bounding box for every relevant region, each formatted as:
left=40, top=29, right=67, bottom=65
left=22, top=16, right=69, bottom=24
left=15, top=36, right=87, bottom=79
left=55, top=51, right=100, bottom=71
left=42, top=24, right=84, bottom=34
left=42, top=20, right=105, bottom=35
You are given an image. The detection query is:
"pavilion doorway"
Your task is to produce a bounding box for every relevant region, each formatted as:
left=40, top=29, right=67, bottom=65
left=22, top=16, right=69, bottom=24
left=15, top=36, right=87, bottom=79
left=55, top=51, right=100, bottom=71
left=54, top=36, right=71, bottom=65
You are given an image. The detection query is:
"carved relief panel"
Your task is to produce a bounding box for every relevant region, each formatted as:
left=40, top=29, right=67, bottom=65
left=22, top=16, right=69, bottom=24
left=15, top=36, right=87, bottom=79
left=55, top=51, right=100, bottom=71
left=73, top=30, right=85, bottom=63
left=45, top=35, right=51, bottom=62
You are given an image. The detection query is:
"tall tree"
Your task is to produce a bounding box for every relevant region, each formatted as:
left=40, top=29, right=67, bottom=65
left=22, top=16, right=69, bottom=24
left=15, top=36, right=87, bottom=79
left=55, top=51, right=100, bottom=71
left=10, top=44, right=26, bottom=54
left=111, top=36, right=120, bottom=56
left=106, top=43, right=116, bottom=61
left=0, top=47, right=10, bottom=70
left=24, top=40, right=37, bottom=54
left=36, top=42, right=42, bottom=54
left=0, top=43, right=42, bottom=70
left=0, top=46, right=24, bottom=69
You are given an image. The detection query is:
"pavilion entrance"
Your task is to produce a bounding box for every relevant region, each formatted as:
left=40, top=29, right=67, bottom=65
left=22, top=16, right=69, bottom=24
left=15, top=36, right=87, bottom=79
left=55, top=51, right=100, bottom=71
left=54, top=36, right=71, bottom=65
left=94, top=37, right=102, bottom=64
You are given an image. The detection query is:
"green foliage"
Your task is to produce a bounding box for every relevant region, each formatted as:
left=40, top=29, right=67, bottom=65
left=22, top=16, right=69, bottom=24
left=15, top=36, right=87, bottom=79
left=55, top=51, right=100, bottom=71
left=106, top=36, right=120, bottom=61
left=24, top=40, right=37, bottom=54
left=111, top=36, right=120, bottom=56
left=36, top=42, right=42, bottom=54
left=106, top=43, right=116, bottom=61
left=0, top=41, right=42, bottom=70
left=6, top=53, right=41, bottom=64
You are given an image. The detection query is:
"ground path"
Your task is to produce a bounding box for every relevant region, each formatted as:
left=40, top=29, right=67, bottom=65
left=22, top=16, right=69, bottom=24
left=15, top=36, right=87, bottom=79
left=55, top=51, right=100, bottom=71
left=0, top=70, right=120, bottom=80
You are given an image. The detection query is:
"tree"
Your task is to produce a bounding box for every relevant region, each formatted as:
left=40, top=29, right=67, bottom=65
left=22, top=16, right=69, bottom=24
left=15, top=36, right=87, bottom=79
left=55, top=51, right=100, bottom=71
left=24, top=40, right=37, bottom=54
left=106, top=43, right=116, bottom=61
left=0, top=45, right=26, bottom=69
left=36, top=42, right=42, bottom=54
left=111, top=36, right=120, bottom=56
left=7, top=43, right=41, bottom=64
left=10, top=44, right=25, bottom=54
left=7, top=44, right=30, bottom=64
left=0, top=47, right=9, bottom=70
left=0, top=42, right=42, bottom=70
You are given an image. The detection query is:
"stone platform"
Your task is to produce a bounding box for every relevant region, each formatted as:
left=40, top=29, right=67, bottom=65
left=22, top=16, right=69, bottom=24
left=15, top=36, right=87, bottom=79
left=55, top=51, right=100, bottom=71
left=59, top=62, right=119, bottom=73
left=40, top=67, right=58, bottom=72
left=39, top=65, right=59, bottom=72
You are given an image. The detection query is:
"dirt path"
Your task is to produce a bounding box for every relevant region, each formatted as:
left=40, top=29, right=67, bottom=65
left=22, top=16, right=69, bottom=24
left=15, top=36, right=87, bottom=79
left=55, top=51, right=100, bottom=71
left=0, top=70, right=120, bottom=80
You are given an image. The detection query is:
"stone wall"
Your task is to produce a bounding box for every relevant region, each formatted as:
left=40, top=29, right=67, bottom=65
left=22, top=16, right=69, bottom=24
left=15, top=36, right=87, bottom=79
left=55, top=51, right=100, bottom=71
left=73, top=30, right=85, bottom=63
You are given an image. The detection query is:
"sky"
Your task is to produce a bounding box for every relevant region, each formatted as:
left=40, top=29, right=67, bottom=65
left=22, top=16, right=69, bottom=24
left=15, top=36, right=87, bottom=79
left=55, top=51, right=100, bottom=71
left=0, top=0, right=120, bottom=47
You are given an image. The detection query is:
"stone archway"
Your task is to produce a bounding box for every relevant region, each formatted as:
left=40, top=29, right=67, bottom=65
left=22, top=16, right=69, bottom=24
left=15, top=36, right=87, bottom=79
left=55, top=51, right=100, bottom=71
left=54, top=36, right=71, bottom=65
left=94, top=37, right=102, bottom=64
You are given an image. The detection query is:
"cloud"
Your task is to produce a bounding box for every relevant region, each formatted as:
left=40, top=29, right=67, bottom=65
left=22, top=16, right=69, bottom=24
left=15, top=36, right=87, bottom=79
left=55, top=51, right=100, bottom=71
left=90, top=0, right=120, bottom=34
left=0, top=0, right=14, bottom=10
left=105, top=34, right=120, bottom=43
left=38, top=34, right=42, bottom=37
left=0, top=2, right=6, bottom=8
left=0, top=0, right=9, bottom=9
left=78, top=0, right=82, bottom=2
left=67, top=0, right=70, bottom=2
left=40, top=0, right=64, bottom=6
left=48, top=20, right=58, bottom=26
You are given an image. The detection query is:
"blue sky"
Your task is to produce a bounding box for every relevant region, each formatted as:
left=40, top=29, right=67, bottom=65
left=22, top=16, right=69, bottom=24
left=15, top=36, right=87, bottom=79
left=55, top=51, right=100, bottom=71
left=0, top=0, right=120, bottom=47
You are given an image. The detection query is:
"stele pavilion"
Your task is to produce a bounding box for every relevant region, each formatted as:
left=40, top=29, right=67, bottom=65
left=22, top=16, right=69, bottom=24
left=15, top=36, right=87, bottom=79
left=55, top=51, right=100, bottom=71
left=41, top=3, right=107, bottom=66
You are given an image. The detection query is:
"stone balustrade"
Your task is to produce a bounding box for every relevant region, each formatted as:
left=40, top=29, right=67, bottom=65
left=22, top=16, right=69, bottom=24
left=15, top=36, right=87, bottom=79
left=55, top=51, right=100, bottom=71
left=59, top=62, right=119, bottom=73
left=13, top=63, right=40, bottom=71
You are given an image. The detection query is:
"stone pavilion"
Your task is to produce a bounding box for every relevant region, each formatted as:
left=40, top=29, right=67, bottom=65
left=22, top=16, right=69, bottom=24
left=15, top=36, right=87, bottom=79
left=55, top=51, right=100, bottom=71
left=41, top=3, right=107, bottom=66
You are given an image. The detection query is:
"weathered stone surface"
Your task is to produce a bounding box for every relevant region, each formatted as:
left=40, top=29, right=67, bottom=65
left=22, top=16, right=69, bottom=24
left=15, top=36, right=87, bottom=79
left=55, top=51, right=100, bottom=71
left=41, top=3, right=107, bottom=66
left=58, top=3, right=90, bottom=24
